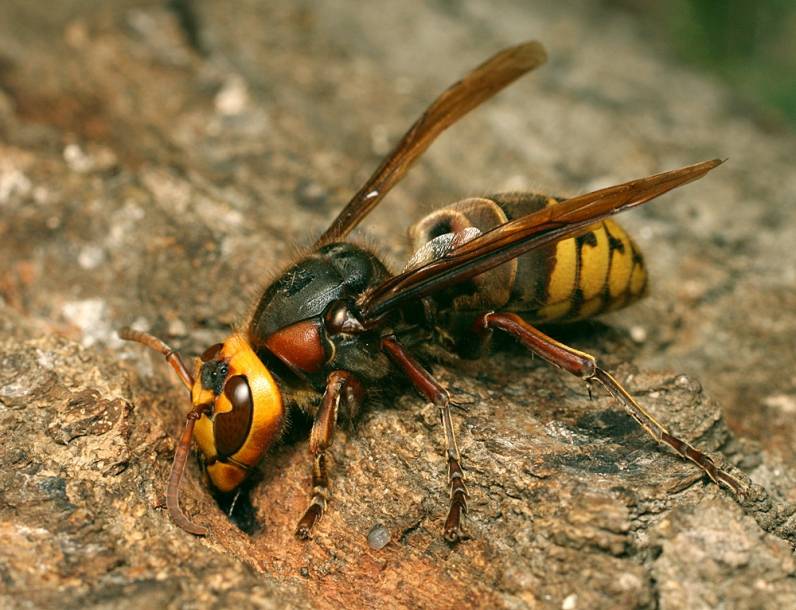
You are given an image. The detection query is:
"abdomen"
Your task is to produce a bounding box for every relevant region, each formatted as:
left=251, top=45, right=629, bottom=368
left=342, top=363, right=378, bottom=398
left=408, top=193, right=648, bottom=323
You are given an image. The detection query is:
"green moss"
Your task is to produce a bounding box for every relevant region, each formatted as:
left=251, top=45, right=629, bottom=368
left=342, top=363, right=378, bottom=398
left=609, top=0, right=796, bottom=125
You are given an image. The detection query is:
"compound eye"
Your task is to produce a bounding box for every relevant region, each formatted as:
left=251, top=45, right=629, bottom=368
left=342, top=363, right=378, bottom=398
left=214, top=375, right=254, bottom=458
left=201, top=343, right=223, bottom=362
left=224, top=375, right=252, bottom=412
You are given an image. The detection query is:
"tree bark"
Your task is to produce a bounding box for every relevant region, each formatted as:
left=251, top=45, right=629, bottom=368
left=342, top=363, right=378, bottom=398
left=1, top=2, right=795, bottom=609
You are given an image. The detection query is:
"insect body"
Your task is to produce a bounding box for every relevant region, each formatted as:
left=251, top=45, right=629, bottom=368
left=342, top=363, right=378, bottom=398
left=409, top=194, right=648, bottom=326
left=120, top=40, right=744, bottom=542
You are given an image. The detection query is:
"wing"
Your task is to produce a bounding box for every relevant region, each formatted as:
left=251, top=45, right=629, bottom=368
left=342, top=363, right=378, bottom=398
left=314, top=41, right=548, bottom=246
left=359, top=159, right=724, bottom=320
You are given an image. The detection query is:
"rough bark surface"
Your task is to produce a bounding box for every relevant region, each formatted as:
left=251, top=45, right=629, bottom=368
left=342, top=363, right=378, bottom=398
left=1, top=2, right=795, bottom=609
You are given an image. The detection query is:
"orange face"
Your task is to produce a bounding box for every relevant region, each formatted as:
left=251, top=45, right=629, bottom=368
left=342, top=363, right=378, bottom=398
left=190, top=333, right=285, bottom=492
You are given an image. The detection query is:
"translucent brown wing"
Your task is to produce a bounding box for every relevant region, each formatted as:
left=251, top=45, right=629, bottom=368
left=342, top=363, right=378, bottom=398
left=359, top=159, right=724, bottom=320
left=314, top=41, right=548, bottom=246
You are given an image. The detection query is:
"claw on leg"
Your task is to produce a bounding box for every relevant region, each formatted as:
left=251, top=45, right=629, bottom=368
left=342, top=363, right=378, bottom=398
left=477, top=312, right=746, bottom=497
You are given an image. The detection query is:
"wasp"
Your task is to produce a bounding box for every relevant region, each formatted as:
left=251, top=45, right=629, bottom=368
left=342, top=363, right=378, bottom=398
left=120, top=40, right=744, bottom=542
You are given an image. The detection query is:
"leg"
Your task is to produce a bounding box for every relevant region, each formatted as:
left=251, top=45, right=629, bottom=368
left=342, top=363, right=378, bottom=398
left=295, top=370, right=364, bottom=539
left=381, top=336, right=468, bottom=542
left=476, top=312, right=745, bottom=495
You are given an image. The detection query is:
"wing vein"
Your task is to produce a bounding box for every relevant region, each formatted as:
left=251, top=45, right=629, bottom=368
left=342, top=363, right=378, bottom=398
left=314, top=41, right=547, bottom=246
left=358, top=159, right=724, bottom=320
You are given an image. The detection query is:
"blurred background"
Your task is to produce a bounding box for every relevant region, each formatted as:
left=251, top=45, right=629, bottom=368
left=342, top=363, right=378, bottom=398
left=606, top=0, right=796, bottom=126
left=1, top=2, right=796, bottom=608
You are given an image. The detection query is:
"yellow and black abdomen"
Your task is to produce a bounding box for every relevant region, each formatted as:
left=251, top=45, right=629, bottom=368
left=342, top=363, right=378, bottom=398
left=408, top=193, right=647, bottom=324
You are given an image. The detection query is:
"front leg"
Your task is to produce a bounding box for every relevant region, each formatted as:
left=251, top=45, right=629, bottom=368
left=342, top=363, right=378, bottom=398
left=381, top=336, right=468, bottom=543
left=295, top=370, right=364, bottom=539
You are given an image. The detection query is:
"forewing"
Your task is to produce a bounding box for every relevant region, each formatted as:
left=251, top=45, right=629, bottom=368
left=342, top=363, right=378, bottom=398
left=314, top=41, right=547, bottom=246
left=359, top=159, right=724, bottom=320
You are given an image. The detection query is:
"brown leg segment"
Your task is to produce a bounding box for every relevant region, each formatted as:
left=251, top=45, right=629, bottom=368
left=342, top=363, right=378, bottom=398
left=476, top=312, right=745, bottom=495
left=381, top=336, right=468, bottom=543
left=295, top=371, right=364, bottom=539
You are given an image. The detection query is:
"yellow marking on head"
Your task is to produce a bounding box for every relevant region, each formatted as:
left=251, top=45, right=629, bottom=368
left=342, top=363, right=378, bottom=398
left=193, top=410, right=217, bottom=459
left=206, top=461, right=248, bottom=493
left=191, top=333, right=285, bottom=491
left=605, top=220, right=633, bottom=299
left=192, top=360, right=217, bottom=458
left=578, top=225, right=610, bottom=301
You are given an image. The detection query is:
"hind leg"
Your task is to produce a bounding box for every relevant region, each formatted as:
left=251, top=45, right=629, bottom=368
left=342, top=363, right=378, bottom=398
left=474, top=312, right=744, bottom=495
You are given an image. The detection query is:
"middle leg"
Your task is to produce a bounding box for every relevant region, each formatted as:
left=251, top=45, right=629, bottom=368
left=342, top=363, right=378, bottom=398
left=381, top=336, right=468, bottom=542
